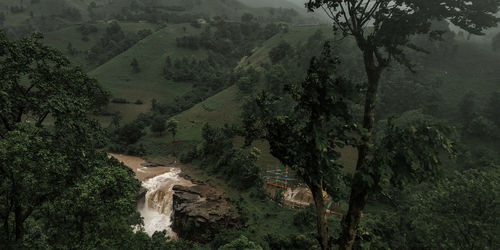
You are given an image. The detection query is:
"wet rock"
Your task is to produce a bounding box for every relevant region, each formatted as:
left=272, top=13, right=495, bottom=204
left=171, top=184, right=240, bottom=243
left=136, top=187, right=147, bottom=210
left=140, top=161, right=164, bottom=168
left=178, top=173, right=205, bottom=185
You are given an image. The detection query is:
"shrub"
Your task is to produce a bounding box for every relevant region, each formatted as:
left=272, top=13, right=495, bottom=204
left=269, top=40, right=293, bottom=64
left=151, top=116, right=166, bottom=135
left=293, top=205, right=316, bottom=229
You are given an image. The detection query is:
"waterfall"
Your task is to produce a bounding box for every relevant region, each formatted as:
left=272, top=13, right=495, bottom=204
left=110, top=153, right=193, bottom=237
left=139, top=169, right=182, bottom=237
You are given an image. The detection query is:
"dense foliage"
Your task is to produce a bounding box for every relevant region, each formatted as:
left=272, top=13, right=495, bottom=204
left=181, top=124, right=262, bottom=191
left=0, top=31, right=142, bottom=249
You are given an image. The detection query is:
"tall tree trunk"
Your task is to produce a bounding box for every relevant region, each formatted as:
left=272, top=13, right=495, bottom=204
left=338, top=50, right=383, bottom=250
left=3, top=213, right=9, bottom=241
left=310, top=180, right=330, bottom=250
left=14, top=206, right=24, bottom=241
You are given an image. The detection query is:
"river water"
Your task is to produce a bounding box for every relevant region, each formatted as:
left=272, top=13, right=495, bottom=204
left=110, top=154, right=193, bottom=237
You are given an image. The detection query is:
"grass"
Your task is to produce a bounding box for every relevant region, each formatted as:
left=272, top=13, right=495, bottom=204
left=173, top=85, right=240, bottom=141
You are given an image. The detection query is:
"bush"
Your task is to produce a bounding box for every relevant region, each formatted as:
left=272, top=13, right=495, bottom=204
left=293, top=205, right=316, bottom=229
left=269, top=40, right=293, bottom=64
left=264, top=233, right=292, bottom=249
left=113, top=121, right=146, bottom=145
left=126, top=144, right=146, bottom=156
left=219, top=235, right=262, bottom=250
left=217, top=148, right=262, bottom=190
left=77, top=24, right=98, bottom=36
left=236, top=76, right=253, bottom=94
left=151, top=116, right=166, bottom=135
left=210, top=230, right=244, bottom=249
left=249, top=187, right=267, bottom=201
left=134, top=99, right=143, bottom=105
left=190, top=19, right=201, bottom=28
left=180, top=148, right=198, bottom=163
left=137, top=29, right=152, bottom=39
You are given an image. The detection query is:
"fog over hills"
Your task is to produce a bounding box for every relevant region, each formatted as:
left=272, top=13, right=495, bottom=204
left=238, top=0, right=329, bottom=22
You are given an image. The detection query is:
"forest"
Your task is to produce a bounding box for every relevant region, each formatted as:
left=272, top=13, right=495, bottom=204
left=0, top=0, right=499, bottom=250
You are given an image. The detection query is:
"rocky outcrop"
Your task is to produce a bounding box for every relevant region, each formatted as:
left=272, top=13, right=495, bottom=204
left=171, top=184, right=240, bottom=243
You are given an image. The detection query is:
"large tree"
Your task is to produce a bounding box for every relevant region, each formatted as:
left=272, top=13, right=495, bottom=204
left=304, top=1, right=500, bottom=249
left=0, top=32, right=141, bottom=248
left=243, top=46, right=454, bottom=250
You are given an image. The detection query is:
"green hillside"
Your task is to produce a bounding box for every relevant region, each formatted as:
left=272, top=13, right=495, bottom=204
left=173, top=25, right=332, bottom=141
left=240, top=24, right=332, bottom=68
left=153, top=25, right=338, bottom=167
left=89, top=16, right=324, bottom=124
left=175, top=85, right=240, bottom=141
left=43, top=22, right=158, bottom=70
left=0, top=0, right=94, bottom=29
left=89, top=23, right=208, bottom=122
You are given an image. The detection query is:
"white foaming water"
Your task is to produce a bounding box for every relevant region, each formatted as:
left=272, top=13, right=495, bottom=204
left=139, top=168, right=183, bottom=237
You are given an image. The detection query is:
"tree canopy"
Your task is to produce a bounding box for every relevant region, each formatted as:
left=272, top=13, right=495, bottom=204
left=411, top=167, right=500, bottom=249
left=0, top=31, right=142, bottom=249
left=306, top=0, right=499, bottom=67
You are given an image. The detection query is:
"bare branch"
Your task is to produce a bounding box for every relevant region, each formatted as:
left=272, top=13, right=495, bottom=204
left=36, top=112, right=50, bottom=127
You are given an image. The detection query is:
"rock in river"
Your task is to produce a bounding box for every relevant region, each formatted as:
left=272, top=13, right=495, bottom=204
left=171, top=184, right=240, bottom=242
